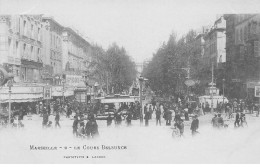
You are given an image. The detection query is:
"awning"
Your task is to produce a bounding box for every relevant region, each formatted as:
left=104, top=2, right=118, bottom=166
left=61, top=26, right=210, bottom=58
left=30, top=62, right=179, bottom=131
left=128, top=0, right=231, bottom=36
left=100, top=98, right=135, bottom=103
left=0, top=85, right=43, bottom=103
left=52, top=86, right=74, bottom=97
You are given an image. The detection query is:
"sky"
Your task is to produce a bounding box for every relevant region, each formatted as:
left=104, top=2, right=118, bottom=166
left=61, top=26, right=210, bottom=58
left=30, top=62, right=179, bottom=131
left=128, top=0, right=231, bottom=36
left=1, top=0, right=260, bottom=63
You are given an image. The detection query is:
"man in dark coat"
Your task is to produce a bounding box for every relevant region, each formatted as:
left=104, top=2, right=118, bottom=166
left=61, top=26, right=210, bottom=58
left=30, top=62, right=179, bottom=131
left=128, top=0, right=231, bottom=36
left=155, top=107, right=161, bottom=126
left=178, top=119, right=185, bottom=137
left=85, top=115, right=99, bottom=138
left=126, top=111, right=132, bottom=126
left=234, top=111, right=240, bottom=127
left=107, top=114, right=113, bottom=126
left=217, top=114, right=224, bottom=128
left=72, top=116, right=79, bottom=136
left=190, top=115, right=199, bottom=136
left=211, top=114, right=218, bottom=128
left=174, top=111, right=181, bottom=122
left=42, top=109, right=49, bottom=128
left=144, top=110, right=150, bottom=126
left=115, top=112, right=122, bottom=126
left=165, top=110, right=172, bottom=126
left=55, top=112, right=61, bottom=128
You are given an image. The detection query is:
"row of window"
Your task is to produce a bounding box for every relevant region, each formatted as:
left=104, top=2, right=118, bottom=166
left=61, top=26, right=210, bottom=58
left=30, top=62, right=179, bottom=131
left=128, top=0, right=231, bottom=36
left=21, top=18, right=43, bottom=42
left=235, top=14, right=254, bottom=25
left=235, top=21, right=258, bottom=44
left=21, top=43, right=41, bottom=62
left=68, top=41, right=85, bottom=57
left=205, top=41, right=217, bottom=56
left=68, top=55, right=84, bottom=70
left=51, top=32, right=62, bottom=50
left=51, top=61, right=62, bottom=74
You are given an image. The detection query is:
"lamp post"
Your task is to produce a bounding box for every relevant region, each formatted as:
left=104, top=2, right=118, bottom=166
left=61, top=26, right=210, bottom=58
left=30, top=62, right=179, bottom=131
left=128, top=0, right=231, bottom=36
left=62, top=79, right=65, bottom=105
left=222, top=78, right=225, bottom=104
left=84, top=79, right=88, bottom=106
left=7, top=80, right=13, bottom=124
left=211, top=62, right=214, bottom=113
left=138, top=76, right=148, bottom=125
left=139, top=76, right=144, bottom=124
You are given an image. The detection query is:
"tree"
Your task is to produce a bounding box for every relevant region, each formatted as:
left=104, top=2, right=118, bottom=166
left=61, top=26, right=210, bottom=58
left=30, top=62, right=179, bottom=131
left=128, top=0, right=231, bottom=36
left=143, top=30, right=210, bottom=97
left=89, top=43, right=137, bottom=94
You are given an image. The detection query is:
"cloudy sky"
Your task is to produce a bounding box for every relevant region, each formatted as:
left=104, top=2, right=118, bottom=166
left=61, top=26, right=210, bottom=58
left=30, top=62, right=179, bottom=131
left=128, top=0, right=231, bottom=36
left=0, top=0, right=260, bottom=63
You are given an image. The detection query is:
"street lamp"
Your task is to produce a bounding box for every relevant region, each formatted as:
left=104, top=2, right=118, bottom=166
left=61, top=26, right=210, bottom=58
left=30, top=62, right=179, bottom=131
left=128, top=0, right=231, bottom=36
left=7, top=80, right=13, bottom=124
left=62, top=79, right=65, bottom=105
left=138, top=76, right=148, bottom=125
left=84, top=78, right=89, bottom=106
left=222, top=78, right=225, bottom=104
left=210, top=62, right=214, bottom=113
left=94, top=82, right=99, bottom=99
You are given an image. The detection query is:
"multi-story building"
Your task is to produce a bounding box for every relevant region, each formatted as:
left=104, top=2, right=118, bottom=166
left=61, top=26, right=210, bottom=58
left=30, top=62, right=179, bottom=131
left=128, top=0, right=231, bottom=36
left=62, top=27, right=93, bottom=102
left=203, top=16, right=226, bottom=68
left=224, top=14, right=260, bottom=99
left=42, top=17, right=63, bottom=76
left=0, top=15, right=47, bottom=83
left=0, top=15, right=46, bottom=103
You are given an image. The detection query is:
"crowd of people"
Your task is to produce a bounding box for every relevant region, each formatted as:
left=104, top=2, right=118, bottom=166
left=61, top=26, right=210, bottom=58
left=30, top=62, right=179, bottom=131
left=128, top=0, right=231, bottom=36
left=1, top=94, right=259, bottom=140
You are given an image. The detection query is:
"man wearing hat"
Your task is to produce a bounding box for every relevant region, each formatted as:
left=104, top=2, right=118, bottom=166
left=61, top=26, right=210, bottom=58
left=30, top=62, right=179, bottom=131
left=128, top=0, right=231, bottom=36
left=190, top=115, right=199, bottom=136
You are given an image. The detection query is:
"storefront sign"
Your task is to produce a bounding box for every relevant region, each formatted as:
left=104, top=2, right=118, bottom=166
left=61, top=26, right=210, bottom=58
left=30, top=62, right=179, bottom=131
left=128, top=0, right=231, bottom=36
left=0, top=86, right=43, bottom=94
left=52, top=86, right=74, bottom=97
left=44, top=86, right=52, bottom=99
left=66, top=75, right=84, bottom=87
left=247, top=81, right=260, bottom=89
left=255, top=86, right=260, bottom=97
left=0, top=85, right=43, bottom=103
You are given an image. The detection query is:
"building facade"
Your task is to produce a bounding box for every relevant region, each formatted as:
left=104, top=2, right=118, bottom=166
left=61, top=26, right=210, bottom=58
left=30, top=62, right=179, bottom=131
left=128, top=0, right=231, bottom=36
left=203, top=16, right=226, bottom=68
left=42, top=17, right=63, bottom=76
left=62, top=27, right=93, bottom=102
left=0, top=15, right=46, bottom=83
left=224, top=14, right=260, bottom=99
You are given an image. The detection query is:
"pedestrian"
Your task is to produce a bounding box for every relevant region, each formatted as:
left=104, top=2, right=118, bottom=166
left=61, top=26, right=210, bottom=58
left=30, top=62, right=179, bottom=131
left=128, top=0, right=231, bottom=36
left=77, top=122, right=85, bottom=138
left=178, top=119, right=185, bottom=137
left=211, top=114, right=218, bottom=128
left=217, top=114, right=224, bottom=128
left=174, top=111, right=181, bottom=122
left=165, top=110, right=172, bottom=126
left=72, top=116, right=79, bottom=136
left=240, top=112, right=248, bottom=127
left=190, top=115, right=199, bottom=136
left=55, top=112, right=61, bottom=128
left=184, top=108, right=189, bottom=121
left=202, top=103, right=205, bottom=115
left=149, top=105, right=153, bottom=119
left=107, top=114, right=113, bottom=127
left=234, top=111, right=240, bottom=128
left=155, top=106, right=161, bottom=126
left=115, top=112, right=122, bottom=126
left=126, top=111, right=132, bottom=126
left=85, top=115, right=99, bottom=138
left=42, top=110, right=49, bottom=128
left=144, top=110, right=150, bottom=126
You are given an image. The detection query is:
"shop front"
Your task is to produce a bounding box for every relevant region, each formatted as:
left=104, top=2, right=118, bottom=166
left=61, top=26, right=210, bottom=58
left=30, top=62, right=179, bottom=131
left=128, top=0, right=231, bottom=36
left=0, top=85, right=43, bottom=103
left=0, top=84, right=44, bottom=117
left=247, top=80, right=260, bottom=102
left=52, top=85, right=74, bottom=98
